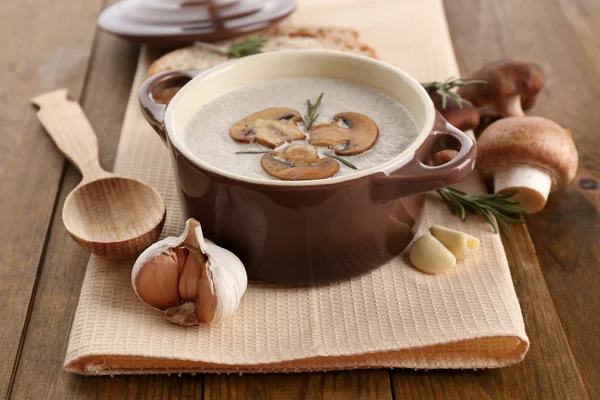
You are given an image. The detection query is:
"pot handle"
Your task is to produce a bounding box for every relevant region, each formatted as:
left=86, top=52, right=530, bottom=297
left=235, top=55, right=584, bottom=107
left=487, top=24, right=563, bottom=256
left=139, top=69, right=204, bottom=141
left=371, top=112, right=476, bottom=202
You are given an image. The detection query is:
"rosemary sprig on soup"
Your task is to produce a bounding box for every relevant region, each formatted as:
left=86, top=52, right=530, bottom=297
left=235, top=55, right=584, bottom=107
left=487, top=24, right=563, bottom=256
left=183, top=77, right=418, bottom=181
left=303, top=93, right=324, bottom=132
left=324, top=153, right=357, bottom=170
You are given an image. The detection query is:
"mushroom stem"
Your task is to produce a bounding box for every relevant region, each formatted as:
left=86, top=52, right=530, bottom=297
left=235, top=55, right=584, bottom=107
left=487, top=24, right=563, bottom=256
left=494, top=165, right=552, bottom=213
left=499, top=95, right=525, bottom=117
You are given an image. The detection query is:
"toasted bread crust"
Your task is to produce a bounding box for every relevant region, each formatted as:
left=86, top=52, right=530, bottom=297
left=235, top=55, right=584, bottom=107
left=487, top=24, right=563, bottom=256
left=148, top=25, right=377, bottom=77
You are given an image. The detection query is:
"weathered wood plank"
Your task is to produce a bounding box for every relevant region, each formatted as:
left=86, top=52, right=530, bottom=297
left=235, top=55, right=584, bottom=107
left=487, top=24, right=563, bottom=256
left=205, top=370, right=392, bottom=400
left=0, top=0, right=103, bottom=396
left=10, top=0, right=599, bottom=398
left=556, top=0, right=600, bottom=82
left=4, top=29, right=197, bottom=399
left=527, top=187, right=600, bottom=400
left=438, top=0, right=599, bottom=397
left=391, top=226, right=588, bottom=399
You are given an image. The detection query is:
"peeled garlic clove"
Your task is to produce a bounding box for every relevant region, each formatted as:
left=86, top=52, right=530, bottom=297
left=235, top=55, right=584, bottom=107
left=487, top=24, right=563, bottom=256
left=409, top=234, right=456, bottom=274
left=429, top=225, right=480, bottom=260
left=132, top=218, right=247, bottom=325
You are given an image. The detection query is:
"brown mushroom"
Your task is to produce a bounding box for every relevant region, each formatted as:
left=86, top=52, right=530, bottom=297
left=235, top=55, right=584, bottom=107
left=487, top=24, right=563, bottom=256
left=230, top=108, right=305, bottom=149
left=457, top=59, right=545, bottom=118
left=477, top=116, right=578, bottom=213
left=428, top=92, right=480, bottom=132
left=309, top=112, right=379, bottom=155
left=260, top=144, right=340, bottom=180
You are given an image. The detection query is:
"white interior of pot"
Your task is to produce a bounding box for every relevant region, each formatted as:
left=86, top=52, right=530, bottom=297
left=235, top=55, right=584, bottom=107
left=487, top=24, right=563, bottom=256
left=165, top=50, right=435, bottom=186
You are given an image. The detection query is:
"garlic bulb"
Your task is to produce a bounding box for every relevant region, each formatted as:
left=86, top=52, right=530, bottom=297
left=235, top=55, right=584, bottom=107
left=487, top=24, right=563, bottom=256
left=131, top=218, right=247, bottom=325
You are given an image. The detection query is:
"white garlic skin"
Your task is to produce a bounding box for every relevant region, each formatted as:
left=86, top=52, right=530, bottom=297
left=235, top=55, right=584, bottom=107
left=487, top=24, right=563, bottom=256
left=194, top=226, right=247, bottom=323
left=131, top=218, right=247, bottom=325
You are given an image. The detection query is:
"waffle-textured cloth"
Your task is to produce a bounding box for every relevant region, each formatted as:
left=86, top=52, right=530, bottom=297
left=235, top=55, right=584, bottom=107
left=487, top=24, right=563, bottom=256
left=64, top=0, right=528, bottom=375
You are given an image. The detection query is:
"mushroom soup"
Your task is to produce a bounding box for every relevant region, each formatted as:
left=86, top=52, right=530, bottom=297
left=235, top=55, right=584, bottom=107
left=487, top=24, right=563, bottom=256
left=182, top=77, right=419, bottom=180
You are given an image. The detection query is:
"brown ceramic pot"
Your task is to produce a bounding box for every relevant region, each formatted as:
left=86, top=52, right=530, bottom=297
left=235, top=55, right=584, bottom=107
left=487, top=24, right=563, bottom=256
left=139, top=50, right=476, bottom=284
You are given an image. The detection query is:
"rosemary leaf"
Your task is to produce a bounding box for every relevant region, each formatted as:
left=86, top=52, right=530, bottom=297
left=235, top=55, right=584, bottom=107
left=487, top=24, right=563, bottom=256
left=436, top=187, right=529, bottom=233
left=503, top=216, right=528, bottom=224
left=421, top=78, right=486, bottom=109
left=497, top=191, right=519, bottom=198
left=437, top=189, right=457, bottom=215
left=195, top=36, right=265, bottom=58
left=448, top=91, right=464, bottom=108
left=496, top=215, right=510, bottom=232
left=304, top=93, right=324, bottom=131
left=481, top=208, right=500, bottom=234
left=227, top=36, right=265, bottom=58
left=458, top=201, right=467, bottom=221
left=235, top=150, right=270, bottom=154
left=324, top=153, right=357, bottom=170
left=459, top=199, right=478, bottom=215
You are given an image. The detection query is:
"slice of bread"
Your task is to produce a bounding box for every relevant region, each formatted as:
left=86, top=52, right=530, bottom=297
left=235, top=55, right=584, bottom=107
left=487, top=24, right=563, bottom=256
left=148, top=25, right=377, bottom=76
left=253, top=25, right=360, bottom=43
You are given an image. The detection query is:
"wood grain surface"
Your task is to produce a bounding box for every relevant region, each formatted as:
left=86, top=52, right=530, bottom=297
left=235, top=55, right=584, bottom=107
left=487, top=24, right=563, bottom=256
left=205, top=371, right=393, bottom=400
left=0, top=0, right=103, bottom=397
left=392, top=226, right=588, bottom=400
left=446, top=0, right=600, bottom=398
left=2, top=0, right=599, bottom=399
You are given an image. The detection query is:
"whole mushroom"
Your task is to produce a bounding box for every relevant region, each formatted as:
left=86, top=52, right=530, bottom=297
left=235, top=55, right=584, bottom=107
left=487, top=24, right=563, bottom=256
left=426, top=88, right=480, bottom=132
left=457, top=59, right=545, bottom=118
left=476, top=116, right=578, bottom=213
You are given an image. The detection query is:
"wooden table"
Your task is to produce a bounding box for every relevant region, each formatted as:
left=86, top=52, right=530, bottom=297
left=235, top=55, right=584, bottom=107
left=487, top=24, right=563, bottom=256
left=2, top=0, right=599, bottom=398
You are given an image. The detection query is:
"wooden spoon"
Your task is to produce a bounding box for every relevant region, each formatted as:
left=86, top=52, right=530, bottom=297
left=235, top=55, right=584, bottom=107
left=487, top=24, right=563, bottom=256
left=31, top=89, right=166, bottom=260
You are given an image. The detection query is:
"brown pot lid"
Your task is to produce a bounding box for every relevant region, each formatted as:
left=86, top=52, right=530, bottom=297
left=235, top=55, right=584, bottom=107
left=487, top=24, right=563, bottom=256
left=98, top=0, right=296, bottom=45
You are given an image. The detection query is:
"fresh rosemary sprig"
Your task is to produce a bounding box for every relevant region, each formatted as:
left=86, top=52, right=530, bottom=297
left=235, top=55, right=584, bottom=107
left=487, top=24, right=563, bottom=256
left=195, top=35, right=265, bottom=58
left=421, top=78, right=486, bottom=109
left=303, top=93, right=324, bottom=131
left=436, top=187, right=529, bottom=233
left=324, top=153, right=357, bottom=170
left=227, top=36, right=266, bottom=58
left=235, top=150, right=270, bottom=154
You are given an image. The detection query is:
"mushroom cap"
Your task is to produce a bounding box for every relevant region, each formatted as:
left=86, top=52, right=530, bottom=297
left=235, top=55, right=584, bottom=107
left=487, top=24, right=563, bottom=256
left=230, top=108, right=305, bottom=149
left=428, top=91, right=480, bottom=131
left=476, top=116, right=578, bottom=189
left=309, top=112, right=379, bottom=155
left=457, top=59, right=545, bottom=109
left=260, top=144, right=340, bottom=180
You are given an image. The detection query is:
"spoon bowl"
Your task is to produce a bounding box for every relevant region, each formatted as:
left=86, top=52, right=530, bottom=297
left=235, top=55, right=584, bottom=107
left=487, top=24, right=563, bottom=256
left=63, top=177, right=166, bottom=260
left=32, top=89, right=166, bottom=260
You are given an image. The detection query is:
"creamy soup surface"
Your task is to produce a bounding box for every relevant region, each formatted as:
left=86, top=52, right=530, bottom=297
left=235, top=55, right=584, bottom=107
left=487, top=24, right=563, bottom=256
left=182, top=77, right=419, bottom=180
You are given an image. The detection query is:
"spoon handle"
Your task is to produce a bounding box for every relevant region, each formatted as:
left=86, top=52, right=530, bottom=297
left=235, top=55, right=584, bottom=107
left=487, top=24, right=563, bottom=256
left=31, top=89, right=111, bottom=183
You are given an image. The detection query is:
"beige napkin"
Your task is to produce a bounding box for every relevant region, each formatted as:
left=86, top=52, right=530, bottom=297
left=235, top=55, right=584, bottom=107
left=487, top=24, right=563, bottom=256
left=64, top=0, right=528, bottom=375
